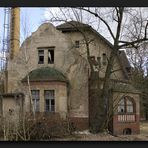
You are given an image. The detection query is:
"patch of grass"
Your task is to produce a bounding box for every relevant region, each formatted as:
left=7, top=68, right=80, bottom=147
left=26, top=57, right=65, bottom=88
left=140, top=121, right=148, bottom=135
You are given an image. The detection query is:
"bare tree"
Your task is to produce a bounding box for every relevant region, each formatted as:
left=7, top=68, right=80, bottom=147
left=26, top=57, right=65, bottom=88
left=1, top=9, right=36, bottom=141
left=124, top=10, right=148, bottom=120
left=44, top=7, right=148, bottom=133
left=20, top=10, right=35, bottom=115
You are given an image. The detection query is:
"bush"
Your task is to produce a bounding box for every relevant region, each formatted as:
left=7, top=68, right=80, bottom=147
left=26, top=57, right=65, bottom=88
left=0, top=113, right=75, bottom=141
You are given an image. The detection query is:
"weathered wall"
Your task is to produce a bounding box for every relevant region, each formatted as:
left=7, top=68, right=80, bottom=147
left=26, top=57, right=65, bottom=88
left=7, top=23, right=89, bottom=119
left=23, top=81, right=67, bottom=118
left=6, top=23, right=127, bottom=121
left=60, top=30, right=125, bottom=80
left=1, top=96, right=22, bottom=123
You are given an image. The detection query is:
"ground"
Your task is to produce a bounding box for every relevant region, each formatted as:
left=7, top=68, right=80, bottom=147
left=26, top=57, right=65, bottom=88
left=0, top=121, right=148, bottom=141
left=55, top=121, right=148, bottom=141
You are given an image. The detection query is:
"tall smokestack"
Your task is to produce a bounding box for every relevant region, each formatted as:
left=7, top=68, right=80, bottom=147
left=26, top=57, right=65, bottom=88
left=10, top=7, right=20, bottom=59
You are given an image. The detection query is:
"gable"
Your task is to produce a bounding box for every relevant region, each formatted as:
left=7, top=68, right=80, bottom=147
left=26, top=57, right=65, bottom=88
left=57, top=21, right=130, bottom=80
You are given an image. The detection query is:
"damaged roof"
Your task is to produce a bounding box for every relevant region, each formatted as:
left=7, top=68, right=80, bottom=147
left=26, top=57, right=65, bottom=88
left=22, top=67, right=68, bottom=83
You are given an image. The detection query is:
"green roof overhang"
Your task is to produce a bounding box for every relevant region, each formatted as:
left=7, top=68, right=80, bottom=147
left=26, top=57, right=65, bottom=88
left=22, top=67, right=68, bottom=83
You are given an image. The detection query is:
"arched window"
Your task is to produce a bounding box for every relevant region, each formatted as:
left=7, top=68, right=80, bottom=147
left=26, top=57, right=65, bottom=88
left=118, top=96, right=135, bottom=114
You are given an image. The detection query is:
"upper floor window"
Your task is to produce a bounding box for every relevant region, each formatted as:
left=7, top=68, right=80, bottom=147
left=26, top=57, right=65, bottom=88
left=31, top=90, right=40, bottom=112
left=48, top=49, right=54, bottom=64
left=75, top=40, right=80, bottom=48
left=118, top=96, right=135, bottom=114
left=38, top=47, right=54, bottom=64
left=102, top=53, right=107, bottom=65
left=44, top=90, right=55, bottom=112
left=38, top=50, right=44, bottom=64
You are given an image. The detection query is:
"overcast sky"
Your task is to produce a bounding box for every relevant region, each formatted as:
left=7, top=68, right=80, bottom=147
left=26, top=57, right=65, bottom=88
left=0, top=7, right=113, bottom=50
left=0, top=7, right=45, bottom=50
left=0, top=7, right=148, bottom=72
left=0, top=7, right=148, bottom=51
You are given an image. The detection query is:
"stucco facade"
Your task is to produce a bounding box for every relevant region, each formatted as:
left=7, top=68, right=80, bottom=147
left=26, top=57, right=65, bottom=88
left=6, top=23, right=89, bottom=119
left=0, top=21, right=140, bottom=134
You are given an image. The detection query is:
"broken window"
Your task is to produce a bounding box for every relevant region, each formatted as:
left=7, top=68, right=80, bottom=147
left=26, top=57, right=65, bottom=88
left=75, top=40, right=80, bottom=48
left=31, top=90, right=40, bottom=112
left=38, top=50, right=44, bottom=64
left=118, top=96, right=134, bottom=113
left=48, top=49, right=54, bottom=64
left=44, top=90, right=55, bottom=112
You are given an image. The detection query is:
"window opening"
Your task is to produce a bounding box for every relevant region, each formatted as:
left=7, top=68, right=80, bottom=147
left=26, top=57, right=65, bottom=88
left=48, top=49, right=54, bottom=64
left=31, top=90, right=40, bottom=112
left=123, top=128, right=132, bottom=135
left=102, top=53, right=107, bottom=65
left=38, top=50, right=44, bottom=64
left=118, top=96, right=134, bottom=114
left=75, top=41, right=80, bottom=48
left=44, top=90, right=55, bottom=112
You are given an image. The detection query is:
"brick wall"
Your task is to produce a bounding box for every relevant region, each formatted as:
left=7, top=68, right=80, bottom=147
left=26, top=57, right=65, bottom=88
left=112, top=114, right=140, bottom=135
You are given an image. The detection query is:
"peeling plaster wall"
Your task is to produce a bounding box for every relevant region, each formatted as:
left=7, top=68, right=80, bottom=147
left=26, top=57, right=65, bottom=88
left=59, top=30, right=125, bottom=80
left=7, top=23, right=89, bottom=118
left=22, top=82, right=67, bottom=118
left=6, top=23, right=127, bottom=119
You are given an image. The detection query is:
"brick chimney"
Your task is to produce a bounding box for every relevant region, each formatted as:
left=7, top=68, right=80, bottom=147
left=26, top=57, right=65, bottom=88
left=10, top=7, right=20, bottom=59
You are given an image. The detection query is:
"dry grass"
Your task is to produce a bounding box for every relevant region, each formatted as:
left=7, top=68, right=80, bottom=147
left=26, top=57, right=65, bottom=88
left=56, top=121, right=148, bottom=141
left=140, top=121, right=148, bottom=135
left=1, top=120, right=148, bottom=141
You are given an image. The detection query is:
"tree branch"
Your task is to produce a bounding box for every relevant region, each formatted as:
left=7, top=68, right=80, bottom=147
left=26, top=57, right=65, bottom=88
left=111, top=68, right=122, bottom=73
left=119, top=38, right=148, bottom=48
left=145, top=20, right=148, bottom=38
left=77, top=7, right=115, bottom=41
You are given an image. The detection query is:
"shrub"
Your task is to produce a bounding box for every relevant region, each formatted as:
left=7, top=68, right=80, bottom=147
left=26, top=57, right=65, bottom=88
left=0, top=112, right=75, bottom=141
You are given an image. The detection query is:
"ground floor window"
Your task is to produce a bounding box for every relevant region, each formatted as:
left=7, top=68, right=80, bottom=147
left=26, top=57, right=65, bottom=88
left=31, top=90, right=40, bottom=112
left=44, top=90, right=55, bottom=112
left=118, top=96, right=135, bottom=113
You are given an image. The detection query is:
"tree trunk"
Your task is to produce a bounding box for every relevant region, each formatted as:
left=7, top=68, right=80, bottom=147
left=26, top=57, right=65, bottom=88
left=89, top=50, right=117, bottom=133
left=89, top=72, right=106, bottom=133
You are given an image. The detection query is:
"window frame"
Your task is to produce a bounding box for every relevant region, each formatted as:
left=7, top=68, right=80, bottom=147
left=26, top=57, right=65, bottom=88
left=31, top=90, right=40, bottom=112
left=38, top=50, right=44, bottom=64
left=44, top=90, right=55, bottom=112
left=118, top=96, right=135, bottom=114
left=102, top=53, right=107, bottom=65
left=48, top=48, right=54, bottom=64
left=75, top=40, right=80, bottom=48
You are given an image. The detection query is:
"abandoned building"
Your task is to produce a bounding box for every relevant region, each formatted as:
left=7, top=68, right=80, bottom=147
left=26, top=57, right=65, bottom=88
left=0, top=8, right=140, bottom=135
